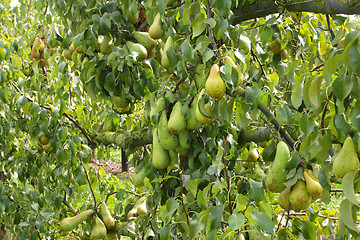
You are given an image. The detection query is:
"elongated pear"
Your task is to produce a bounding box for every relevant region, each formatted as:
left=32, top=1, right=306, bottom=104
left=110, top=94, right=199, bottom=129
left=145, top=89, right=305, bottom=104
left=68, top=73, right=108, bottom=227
left=186, top=98, right=202, bottom=130
left=168, top=102, right=186, bottom=134
left=152, top=128, right=170, bottom=169
left=148, top=13, right=163, bottom=39
left=289, top=180, right=311, bottom=210
left=223, top=56, right=244, bottom=86
left=196, top=89, right=212, bottom=124
left=125, top=41, right=148, bottom=61
left=278, top=187, right=292, bottom=210
left=132, top=31, right=157, bottom=51
left=158, top=111, right=179, bottom=150
left=333, top=136, right=360, bottom=179
left=304, top=170, right=323, bottom=199
left=205, top=64, right=226, bottom=99
left=99, top=202, right=115, bottom=230
left=91, top=215, right=107, bottom=239
left=176, top=129, right=191, bottom=155
left=169, top=150, right=179, bottom=165
left=238, top=35, right=251, bottom=54
left=161, top=36, right=173, bottom=69
left=60, top=209, right=94, bottom=231
left=135, top=198, right=148, bottom=215
left=31, top=37, right=42, bottom=59
left=99, top=35, right=112, bottom=55
left=265, top=141, right=290, bottom=193
left=133, top=167, right=146, bottom=187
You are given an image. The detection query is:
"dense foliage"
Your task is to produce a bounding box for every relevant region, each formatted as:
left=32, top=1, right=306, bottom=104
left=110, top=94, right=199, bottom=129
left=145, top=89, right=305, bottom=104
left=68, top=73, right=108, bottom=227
left=1, top=0, right=360, bottom=239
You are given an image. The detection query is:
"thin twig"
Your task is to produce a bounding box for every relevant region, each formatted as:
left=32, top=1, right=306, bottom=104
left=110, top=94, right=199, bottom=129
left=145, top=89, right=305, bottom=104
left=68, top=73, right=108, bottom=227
left=206, top=0, right=221, bottom=60
left=179, top=173, right=190, bottom=226
left=222, top=136, right=233, bottom=215
left=320, top=90, right=333, bottom=135
left=80, top=158, right=97, bottom=208
left=326, top=14, right=336, bottom=41
left=251, top=49, right=267, bottom=79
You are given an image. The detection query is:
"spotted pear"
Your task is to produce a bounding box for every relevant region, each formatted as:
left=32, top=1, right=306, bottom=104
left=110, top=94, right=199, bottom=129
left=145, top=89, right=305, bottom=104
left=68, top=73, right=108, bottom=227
left=186, top=98, right=202, bottom=130
left=148, top=13, right=163, bottom=39
left=289, top=180, right=311, bottom=210
left=195, top=89, right=212, bottom=124
left=223, top=56, right=243, bottom=86
left=278, top=187, right=293, bottom=210
left=60, top=209, right=94, bottom=231
left=304, top=170, right=323, bottom=199
left=333, top=136, right=360, bottom=179
left=168, top=102, right=186, bottom=134
left=265, top=141, right=290, bottom=193
left=205, top=64, right=226, bottom=99
left=99, top=202, right=115, bottom=230
left=152, top=128, right=170, bottom=169
left=158, top=111, right=179, bottom=151
left=91, top=215, right=107, bottom=239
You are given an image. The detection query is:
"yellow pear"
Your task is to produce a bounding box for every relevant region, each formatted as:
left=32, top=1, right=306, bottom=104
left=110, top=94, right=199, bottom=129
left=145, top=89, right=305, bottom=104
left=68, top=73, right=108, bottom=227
left=205, top=64, right=226, bottom=99
left=68, top=43, right=75, bottom=55
left=135, top=198, right=148, bottom=215
left=91, top=215, right=107, bottom=239
left=60, top=209, right=94, bottom=231
left=247, top=148, right=259, bottom=162
left=223, top=56, right=243, bottom=86
left=99, top=202, right=115, bottom=230
left=333, top=136, right=360, bottom=179
left=195, top=89, right=212, bottom=124
left=148, top=13, right=163, bottom=39
left=39, top=132, right=50, bottom=145
left=304, top=170, right=323, bottom=199
left=31, top=37, right=42, bottom=59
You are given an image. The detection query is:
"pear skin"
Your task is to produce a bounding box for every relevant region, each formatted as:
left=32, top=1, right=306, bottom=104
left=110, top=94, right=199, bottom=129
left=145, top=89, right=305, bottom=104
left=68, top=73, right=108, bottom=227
left=247, top=148, right=259, bottom=162
left=169, top=150, right=179, bottom=165
left=168, top=102, right=186, bottom=134
left=195, top=89, right=212, bottom=124
left=125, top=41, right=148, bottom=61
left=60, top=209, right=94, bottom=231
left=238, top=35, right=251, bottom=54
left=152, top=128, right=170, bottom=169
left=148, top=13, right=163, bottom=39
left=205, top=64, right=226, bottom=99
left=333, top=136, right=360, bottom=179
left=278, top=187, right=293, bottom=210
left=161, top=36, right=174, bottom=69
left=223, top=56, right=244, bottom=86
left=150, top=97, right=166, bottom=123
left=91, top=215, right=107, bottom=239
left=135, top=198, right=148, bottom=215
left=270, top=38, right=282, bottom=54
left=99, top=35, right=112, bottom=55
left=99, top=202, right=115, bottom=230
left=289, top=180, right=311, bottom=210
left=158, top=111, right=179, bottom=150
left=31, top=37, right=42, bottom=59
left=132, top=31, right=157, bottom=51
left=186, top=98, right=202, bottom=130
left=304, top=170, right=323, bottom=199
left=265, top=141, right=290, bottom=193
left=133, top=167, right=146, bottom=187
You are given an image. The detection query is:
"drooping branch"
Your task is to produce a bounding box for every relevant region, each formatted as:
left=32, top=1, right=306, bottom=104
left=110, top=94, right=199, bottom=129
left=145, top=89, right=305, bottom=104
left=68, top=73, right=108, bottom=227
left=232, top=0, right=360, bottom=24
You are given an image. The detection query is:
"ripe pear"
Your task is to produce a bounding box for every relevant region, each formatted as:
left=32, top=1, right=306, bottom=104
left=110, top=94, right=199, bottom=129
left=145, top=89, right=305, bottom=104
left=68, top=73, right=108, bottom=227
left=205, top=64, right=226, bottom=99
left=158, top=111, right=179, bottom=150
left=168, top=102, right=186, bottom=134
left=333, top=136, right=360, bottom=179
left=238, top=35, right=251, bottom=54
left=132, top=31, right=157, bottom=52
left=39, top=132, right=50, bottom=145
left=133, top=167, right=146, bottom=187
left=125, top=41, right=148, bottom=61
left=31, top=37, right=42, bottom=59
left=223, top=56, right=243, bottom=86
left=91, top=215, right=107, bottom=239
left=289, top=180, right=311, bottom=210
left=124, top=2, right=139, bottom=24
left=99, top=202, right=115, bottom=230
left=60, top=209, right=94, bottom=231
left=152, top=128, right=170, bottom=169
left=265, top=141, right=290, bottom=193
left=186, top=98, right=202, bottom=130
left=195, top=89, right=212, bottom=124
left=161, top=36, right=173, bottom=69
left=304, top=170, right=323, bottom=199
left=278, top=187, right=292, bottom=210
left=270, top=38, right=282, bottom=54
left=99, top=35, right=112, bottom=55
left=126, top=208, right=137, bottom=220
left=148, top=13, right=163, bottom=39
left=247, top=148, right=259, bottom=162
left=135, top=197, right=148, bottom=215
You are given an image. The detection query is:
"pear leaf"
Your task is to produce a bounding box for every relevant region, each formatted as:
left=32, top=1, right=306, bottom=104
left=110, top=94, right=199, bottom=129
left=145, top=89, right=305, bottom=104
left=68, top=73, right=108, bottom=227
left=301, top=221, right=316, bottom=240
left=339, top=199, right=358, bottom=232
left=342, top=170, right=359, bottom=206
left=228, top=213, right=245, bottom=230
left=251, top=212, right=274, bottom=234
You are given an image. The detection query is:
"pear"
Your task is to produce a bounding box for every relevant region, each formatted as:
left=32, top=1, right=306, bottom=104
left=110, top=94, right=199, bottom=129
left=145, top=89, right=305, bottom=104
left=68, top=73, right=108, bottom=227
left=76, top=45, right=85, bottom=54
left=133, top=167, right=146, bottom=187
left=91, top=215, right=107, bottom=239
left=304, top=170, right=323, bottom=199
left=168, top=102, right=186, bottom=134
left=150, top=97, right=166, bottom=123
left=169, top=150, right=179, bottom=166
left=99, top=202, right=115, bottom=230
left=223, top=56, right=244, bottom=86
left=152, top=128, right=170, bottom=169
left=39, top=132, right=50, bottom=145
left=158, top=111, right=179, bottom=150
left=63, top=49, right=72, bottom=60
left=195, top=89, right=212, bottom=124
left=176, top=129, right=191, bottom=155
left=124, top=2, right=139, bottom=24
left=132, top=31, right=157, bottom=51
left=333, top=136, right=360, bottom=179
left=205, top=64, right=226, bottom=99
left=31, top=37, right=42, bottom=59
left=126, top=208, right=137, bottom=220
left=247, top=148, right=259, bottom=162
left=281, top=49, right=288, bottom=59
left=289, top=180, right=311, bottom=210
left=60, top=209, right=94, bottom=231
left=125, top=41, right=148, bottom=61
left=278, top=187, right=292, bottom=210
left=265, top=141, right=290, bottom=193
left=148, top=13, right=163, bottom=39
left=186, top=98, right=202, bottom=130
left=135, top=198, right=148, bottom=215
left=161, top=36, right=174, bottom=69
left=69, top=43, right=75, bottom=55
left=113, top=96, right=129, bottom=108
left=238, top=35, right=251, bottom=54
left=99, top=35, right=112, bottom=55
left=270, top=38, right=282, bottom=54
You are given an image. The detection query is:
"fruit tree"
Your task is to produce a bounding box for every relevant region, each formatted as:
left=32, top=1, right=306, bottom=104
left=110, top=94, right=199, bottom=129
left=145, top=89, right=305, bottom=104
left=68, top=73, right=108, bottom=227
left=1, top=0, right=360, bottom=239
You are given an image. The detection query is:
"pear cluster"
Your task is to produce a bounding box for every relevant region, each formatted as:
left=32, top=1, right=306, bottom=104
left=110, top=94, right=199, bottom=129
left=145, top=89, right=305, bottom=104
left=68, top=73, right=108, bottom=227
left=31, top=37, right=54, bottom=68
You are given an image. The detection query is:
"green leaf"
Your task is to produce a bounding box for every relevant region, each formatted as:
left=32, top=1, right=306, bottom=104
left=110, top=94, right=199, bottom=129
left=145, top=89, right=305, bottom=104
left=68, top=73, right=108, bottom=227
left=286, top=60, right=300, bottom=85
left=278, top=105, right=293, bottom=123
left=301, top=221, right=316, bottom=240
left=228, top=213, right=245, bottom=230
left=291, top=75, right=303, bottom=109
left=98, top=12, right=112, bottom=35
left=249, top=179, right=264, bottom=202
left=0, top=87, right=8, bottom=103
left=350, top=100, right=360, bottom=131
left=210, top=205, right=223, bottom=230
left=216, top=0, right=231, bottom=17
left=213, top=18, right=228, bottom=40
left=334, top=113, right=351, bottom=137
left=160, top=225, right=171, bottom=240
left=245, top=86, right=262, bottom=107
left=333, top=75, right=353, bottom=101
left=251, top=212, right=274, bottom=234
left=159, top=198, right=179, bottom=224
left=348, top=39, right=360, bottom=76
left=339, top=199, right=358, bottom=232
left=299, top=114, right=314, bottom=136
left=181, top=39, right=192, bottom=62
left=342, top=170, right=359, bottom=206
left=190, top=215, right=205, bottom=238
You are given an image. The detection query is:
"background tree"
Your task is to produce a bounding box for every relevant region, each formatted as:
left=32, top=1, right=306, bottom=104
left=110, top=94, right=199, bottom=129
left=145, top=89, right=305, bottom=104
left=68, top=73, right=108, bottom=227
left=1, top=0, right=360, bottom=239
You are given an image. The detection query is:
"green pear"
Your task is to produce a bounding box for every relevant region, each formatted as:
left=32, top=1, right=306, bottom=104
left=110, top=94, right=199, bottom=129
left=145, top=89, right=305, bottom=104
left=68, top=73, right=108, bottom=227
left=31, top=37, right=42, bottom=59
left=278, top=187, right=292, bottom=210
left=265, top=141, right=290, bottom=193
left=289, top=180, right=311, bottom=210
left=161, top=36, right=173, bottom=69
left=270, top=38, right=282, bottom=54
left=126, top=208, right=137, bottom=220
left=158, top=111, right=179, bottom=150
left=125, top=41, right=148, bottom=61
left=148, top=13, right=163, bottom=39
left=63, top=49, right=72, bottom=61
left=135, top=198, right=148, bottom=215
left=150, top=97, right=166, bottom=123
left=195, top=89, right=212, bottom=124
left=304, top=170, right=323, bottom=199
left=238, top=35, right=251, bottom=54
left=39, top=132, right=50, bottom=145
left=168, top=102, right=186, bottom=134
left=247, top=148, right=259, bottom=162
left=91, top=215, right=107, bottom=239
left=124, top=2, right=138, bottom=24
left=186, top=98, right=202, bottom=130
left=69, top=43, right=75, bottom=55
left=99, top=35, right=112, bottom=55
left=99, top=202, right=115, bottom=230
left=60, top=209, right=94, bottom=231
left=205, top=64, right=226, bottom=99
left=176, top=129, right=191, bottom=155
left=333, top=136, right=360, bottom=179
left=132, top=31, right=157, bottom=51
left=223, top=56, right=244, bottom=86
left=169, top=150, right=179, bottom=166
left=113, top=96, right=129, bottom=108
left=152, top=128, right=170, bottom=169
left=133, top=167, right=146, bottom=187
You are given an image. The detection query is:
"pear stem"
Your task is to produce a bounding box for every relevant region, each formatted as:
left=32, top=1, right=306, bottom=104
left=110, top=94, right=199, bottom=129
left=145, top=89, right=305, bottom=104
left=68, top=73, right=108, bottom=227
left=80, top=156, right=97, bottom=208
